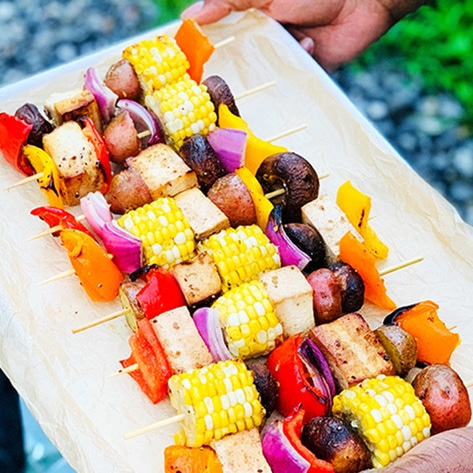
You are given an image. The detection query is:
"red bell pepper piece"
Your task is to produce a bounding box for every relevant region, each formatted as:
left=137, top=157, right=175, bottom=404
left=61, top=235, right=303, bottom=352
left=283, top=407, right=335, bottom=473
left=120, top=318, right=172, bottom=404
left=59, top=228, right=123, bottom=302
left=31, top=206, right=94, bottom=238
left=0, top=112, right=34, bottom=175
left=81, top=116, right=112, bottom=194
left=136, top=267, right=186, bottom=319
left=267, top=334, right=332, bottom=422
left=174, top=18, right=215, bottom=83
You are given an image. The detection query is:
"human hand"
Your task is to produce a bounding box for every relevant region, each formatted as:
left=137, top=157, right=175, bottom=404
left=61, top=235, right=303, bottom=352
left=182, top=0, right=426, bottom=72
left=363, top=426, right=473, bottom=473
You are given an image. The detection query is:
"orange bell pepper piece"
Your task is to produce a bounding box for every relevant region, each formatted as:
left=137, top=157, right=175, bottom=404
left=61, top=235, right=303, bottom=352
left=175, top=18, right=215, bottom=83
left=60, top=228, right=123, bottom=302
left=164, top=445, right=224, bottom=473
left=235, top=166, right=273, bottom=229
left=391, top=300, right=460, bottom=365
left=336, top=180, right=389, bottom=260
left=218, top=104, right=287, bottom=174
left=339, top=231, right=396, bottom=310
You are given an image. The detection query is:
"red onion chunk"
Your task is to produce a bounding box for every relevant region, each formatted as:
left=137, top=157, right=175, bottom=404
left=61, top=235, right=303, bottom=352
left=207, top=127, right=247, bottom=173
left=262, top=421, right=310, bottom=473
left=80, top=192, right=113, bottom=239
left=101, top=220, right=142, bottom=274
left=193, top=307, right=232, bottom=362
left=298, top=337, right=336, bottom=408
left=117, top=99, right=161, bottom=146
left=84, top=67, right=118, bottom=123
left=265, top=206, right=311, bottom=270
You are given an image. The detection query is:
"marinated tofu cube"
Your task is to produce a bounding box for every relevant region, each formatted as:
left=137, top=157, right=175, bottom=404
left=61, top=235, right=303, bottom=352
left=151, top=306, right=213, bottom=373
left=171, top=252, right=222, bottom=307
left=301, top=193, right=354, bottom=264
left=309, top=312, right=395, bottom=390
left=259, top=265, right=314, bottom=337
left=210, top=429, right=271, bottom=473
left=42, top=121, right=104, bottom=206
left=128, top=143, right=198, bottom=199
left=44, top=88, right=102, bottom=132
left=174, top=187, right=230, bottom=240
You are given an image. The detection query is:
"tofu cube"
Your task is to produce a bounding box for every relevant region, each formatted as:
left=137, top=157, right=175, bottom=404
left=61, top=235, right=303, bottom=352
left=210, top=429, right=271, bottom=473
left=259, top=266, right=314, bottom=337
left=309, top=312, right=395, bottom=390
left=174, top=187, right=230, bottom=240
left=128, top=143, right=198, bottom=199
left=44, top=88, right=102, bottom=132
left=42, top=121, right=104, bottom=206
left=151, top=306, right=213, bottom=373
left=301, top=193, right=354, bottom=264
left=171, top=252, right=222, bottom=307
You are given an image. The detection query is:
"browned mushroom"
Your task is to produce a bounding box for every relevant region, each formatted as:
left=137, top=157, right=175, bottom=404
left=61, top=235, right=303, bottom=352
left=255, top=152, right=319, bottom=223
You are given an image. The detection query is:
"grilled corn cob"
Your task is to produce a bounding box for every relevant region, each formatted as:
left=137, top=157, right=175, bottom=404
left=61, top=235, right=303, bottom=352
left=168, top=359, right=265, bottom=447
left=212, top=280, right=284, bottom=359
left=122, top=34, right=218, bottom=150
left=145, top=76, right=217, bottom=150
left=332, top=375, right=431, bottom=469
left=197, top=225, right=281, bottom=292
left=122, top=35, right=189, bottom=93
left=117, top=197, right=195, bottom=269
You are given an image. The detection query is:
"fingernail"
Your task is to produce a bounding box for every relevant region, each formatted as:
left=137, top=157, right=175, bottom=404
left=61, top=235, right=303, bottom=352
left=300, top=37, right=314, bottom=55
left=181, top=1, right=203, bottom=19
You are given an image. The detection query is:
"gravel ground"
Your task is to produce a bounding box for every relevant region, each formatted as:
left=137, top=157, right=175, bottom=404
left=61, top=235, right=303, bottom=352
left=1, top=0, right=472, bottom=226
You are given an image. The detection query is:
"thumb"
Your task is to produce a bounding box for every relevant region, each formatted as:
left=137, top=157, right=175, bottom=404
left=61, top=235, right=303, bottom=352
left=181, top=1, right=233, bottom=25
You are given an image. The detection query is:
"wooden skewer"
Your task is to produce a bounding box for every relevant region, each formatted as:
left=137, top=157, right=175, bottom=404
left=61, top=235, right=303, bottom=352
left=124, top=414, right=185, bottom=440
left=465, top=380, right=473, bottom=389
left=137, top=130, right=151, bottom=139
left=5, top=172, right=44, bottom=191
left=108, top=362, right=139, bottom=378
left=264, top=173, right=329, bottom=201
left=27, top=215, right=87, bottom=241
left=266, top=124, right=308, bottom=143
left=234, top=80, right=277, bottom=101
left=72, top=308, right=130, bottom=334
left=379, top=257, right=424, bottom=277
left=214, top=36, right=235, bottom=49
left=38, top=268, right=76, bottom=285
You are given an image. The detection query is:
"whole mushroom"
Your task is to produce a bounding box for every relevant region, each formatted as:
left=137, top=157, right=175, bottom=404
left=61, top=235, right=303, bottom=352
left=255, top=152, right=319, bottom=223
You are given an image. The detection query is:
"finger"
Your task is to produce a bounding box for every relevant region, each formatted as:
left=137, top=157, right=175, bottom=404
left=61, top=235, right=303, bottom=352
left=284, top=27, right=315, bottom=56
left=364, top=427, right=473, bottom=473
left=181, top=1, right=233, bottom=25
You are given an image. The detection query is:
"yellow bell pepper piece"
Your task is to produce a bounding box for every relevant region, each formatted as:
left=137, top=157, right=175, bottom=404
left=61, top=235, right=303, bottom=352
left=235, top=166, right=273, bottom=230
left=23, top=145, right=63, bottom=208
left=336, top=180, right=389, bottom=260
left=218, top=103, right=287, bottom=174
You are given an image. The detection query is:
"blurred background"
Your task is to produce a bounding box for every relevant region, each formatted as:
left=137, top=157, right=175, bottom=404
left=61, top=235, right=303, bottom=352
left=0, top=0, right=471, bottom=471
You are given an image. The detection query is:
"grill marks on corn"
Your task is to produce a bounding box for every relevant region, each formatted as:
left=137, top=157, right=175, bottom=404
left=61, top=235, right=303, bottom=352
left=332, top=375, right=431, bottom=468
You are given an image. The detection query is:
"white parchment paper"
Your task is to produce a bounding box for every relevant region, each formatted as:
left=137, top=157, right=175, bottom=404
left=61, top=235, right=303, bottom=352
left=1, top=10, right=472, bottom=473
